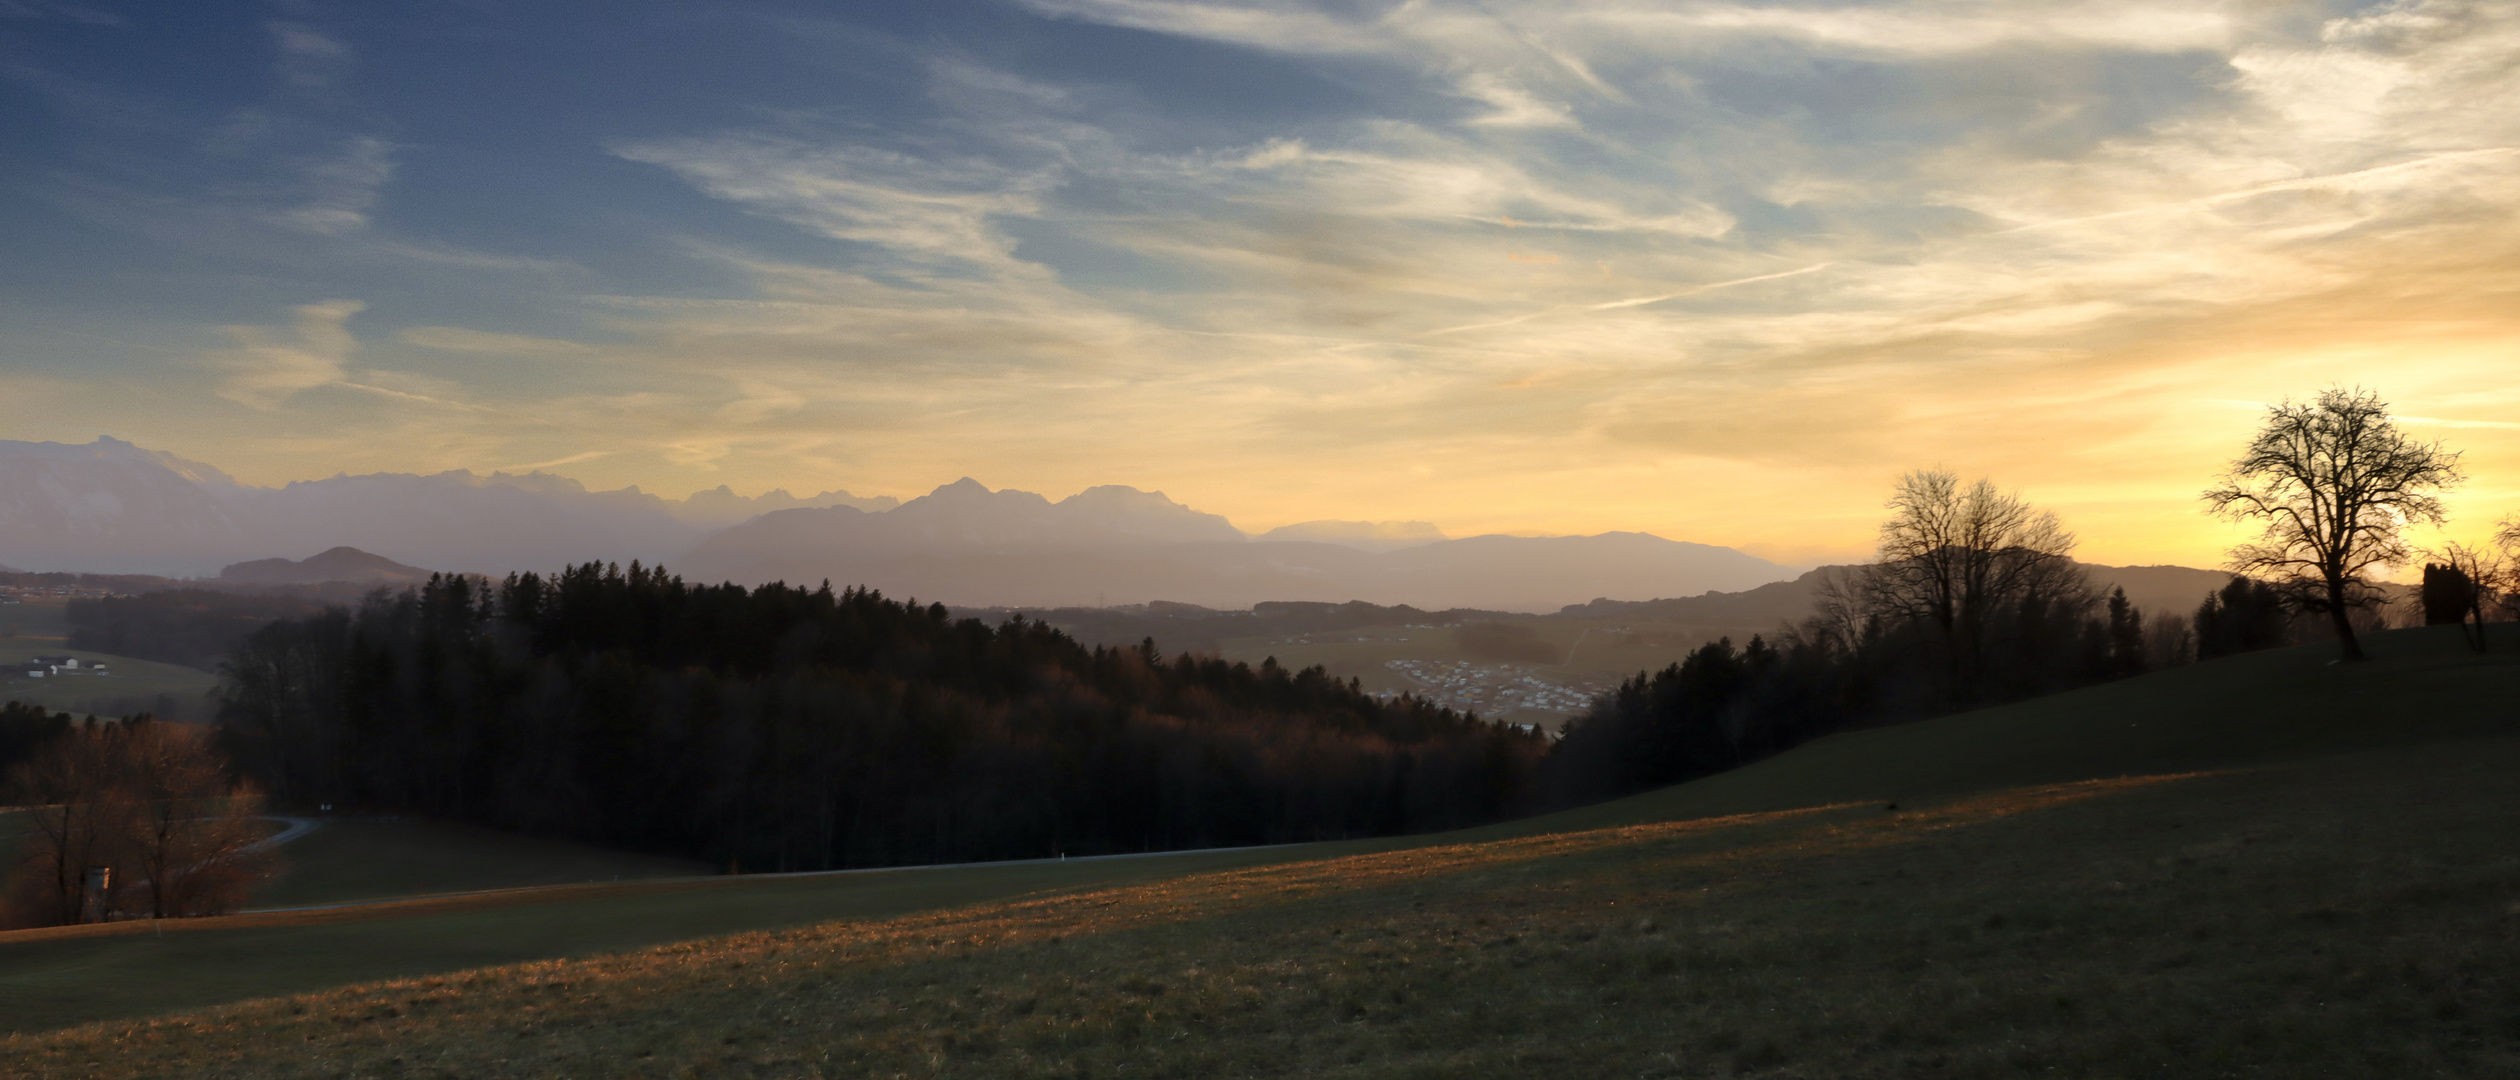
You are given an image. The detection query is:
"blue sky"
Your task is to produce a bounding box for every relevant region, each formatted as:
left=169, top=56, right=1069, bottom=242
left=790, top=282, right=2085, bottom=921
left=4, top=0, right=2516, bottom=564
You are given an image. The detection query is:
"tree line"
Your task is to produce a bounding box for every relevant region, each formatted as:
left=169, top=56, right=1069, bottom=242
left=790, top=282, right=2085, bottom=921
left=65, top=590, right=334, bottom=671
left=212, top=564, right=1544, bottom=872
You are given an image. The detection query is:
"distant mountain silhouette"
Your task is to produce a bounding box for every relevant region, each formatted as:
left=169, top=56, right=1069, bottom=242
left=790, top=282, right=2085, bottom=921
left=666, top=484, right=897, bottom=528
left=0, top=436, right=256, bottom=574
left=6, top=439, right=1796, bottom=609
left=679, top=480, right=1790, bottom=611
left=0, top=436, right=893, bottom=576
left=219, top=547, right=434, bottom=586
left=1255, top=520, right=1448, bottom=552
left=1557, top=563, right=2256, bottom=629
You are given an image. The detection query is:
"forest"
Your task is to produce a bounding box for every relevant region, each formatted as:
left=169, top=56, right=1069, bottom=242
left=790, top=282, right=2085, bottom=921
left=211, top=564, right=1542, bottom=871
left=202, top=552, right=2313, bottom=866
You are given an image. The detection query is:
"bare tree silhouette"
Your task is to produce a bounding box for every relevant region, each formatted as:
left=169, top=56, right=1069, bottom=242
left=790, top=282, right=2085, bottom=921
left=2203, top=387, right=2463, bottom=662
left=1857, top=469, right=2085, bottom=701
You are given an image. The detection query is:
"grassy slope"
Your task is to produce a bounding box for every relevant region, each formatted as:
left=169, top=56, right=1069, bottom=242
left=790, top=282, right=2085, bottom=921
left=254, top=820, right=714, bottom=909
left=0, top=845, right=1344, bottom=1037
left=1502, top=621, right=2519, bottom=836
left=0, top=625, right=2514, bottom=1076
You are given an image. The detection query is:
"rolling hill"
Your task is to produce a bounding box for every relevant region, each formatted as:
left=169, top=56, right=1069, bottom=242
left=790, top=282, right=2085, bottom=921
left=217, top=547, right=433, bottom=587
left=1558, top=561, right=2249, bottom=629
left=2, top=622, right=2512, bottom=1078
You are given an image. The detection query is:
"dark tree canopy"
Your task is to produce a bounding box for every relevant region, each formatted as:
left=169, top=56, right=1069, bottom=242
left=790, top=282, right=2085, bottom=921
left=2193, top=576, right=2294, bottom=661
left=215, top=565, right=1543, bottom=870
left=0, top=701, right=76, bottom=779
left=2421, top=543, right=2506, bottom=654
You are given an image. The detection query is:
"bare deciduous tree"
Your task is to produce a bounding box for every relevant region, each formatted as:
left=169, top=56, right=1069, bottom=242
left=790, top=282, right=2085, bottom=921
left=2203, top=387, right=2464, bottom=662
left=2, top=719, right=274, bottom=927
left=120, top=723, right=274, bottom=919
left=8, top=725, right=126, bottom=926
left=1858, top=469, right=2085, bottom=699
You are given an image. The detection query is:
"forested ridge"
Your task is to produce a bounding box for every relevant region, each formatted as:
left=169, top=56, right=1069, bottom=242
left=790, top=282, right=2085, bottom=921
left=214, top=564, right=1542, bottom=870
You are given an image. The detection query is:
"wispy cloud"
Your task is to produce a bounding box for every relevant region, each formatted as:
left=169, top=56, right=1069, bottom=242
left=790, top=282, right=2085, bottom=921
left=282, top=135, right=395, bottom=234
left=209, top=299, right=366, bottom=407
left=270, top=22, right=353, bottom=91
left=613, top=137, right=1055, bottom=275
left=398, top=326, right=594, bottom=357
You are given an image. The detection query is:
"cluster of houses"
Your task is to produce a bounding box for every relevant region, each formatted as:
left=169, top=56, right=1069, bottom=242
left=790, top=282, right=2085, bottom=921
left=20, top=655, right=108, bottom=679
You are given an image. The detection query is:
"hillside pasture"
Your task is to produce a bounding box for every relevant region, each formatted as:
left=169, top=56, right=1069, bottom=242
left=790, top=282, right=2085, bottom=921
left=1, top=597, right=224, bottom=720
left=256, top=819, right=717, bottom=909
left=7, top=736, right=2518, bottom=1077
left=0, top=623, right=2512, bottom=1075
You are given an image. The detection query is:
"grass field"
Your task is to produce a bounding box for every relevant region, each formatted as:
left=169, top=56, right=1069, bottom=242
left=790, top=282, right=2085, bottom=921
left=0, top=624, right=2513, bottom=1076
left=0, top=599, right=219, bottom=719
left=256, top=820, right=715, bottom=909
left=0, top=654, right=220, bottom=719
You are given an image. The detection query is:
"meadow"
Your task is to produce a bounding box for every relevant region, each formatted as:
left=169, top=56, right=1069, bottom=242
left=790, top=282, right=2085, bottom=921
left=0, top=624, right=2512, bottom=1076
left=0, top=599, right=219, bottom=718
left=256, top=819, right=715, bottom=909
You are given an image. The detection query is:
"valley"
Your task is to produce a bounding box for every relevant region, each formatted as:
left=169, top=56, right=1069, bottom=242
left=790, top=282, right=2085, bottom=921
left=1215, top=618, right=1776, bottom=724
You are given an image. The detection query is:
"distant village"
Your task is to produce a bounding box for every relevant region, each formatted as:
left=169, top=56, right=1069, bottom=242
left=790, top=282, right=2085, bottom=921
left=0, top=581, right=139, bottom=602
left=1380, top=658, right=1603, bottom=719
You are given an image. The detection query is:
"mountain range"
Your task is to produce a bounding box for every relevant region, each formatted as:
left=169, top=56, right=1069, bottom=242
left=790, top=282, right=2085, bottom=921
left=676, top=480, right=1790, bottom=611
left=0, top=437, right=1797, bottom=611
left=0, top=436, right=891, bottom=578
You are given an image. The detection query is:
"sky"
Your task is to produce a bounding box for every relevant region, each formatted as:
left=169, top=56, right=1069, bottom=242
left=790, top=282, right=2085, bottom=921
left=3, top=0, right=2516, bottom=568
